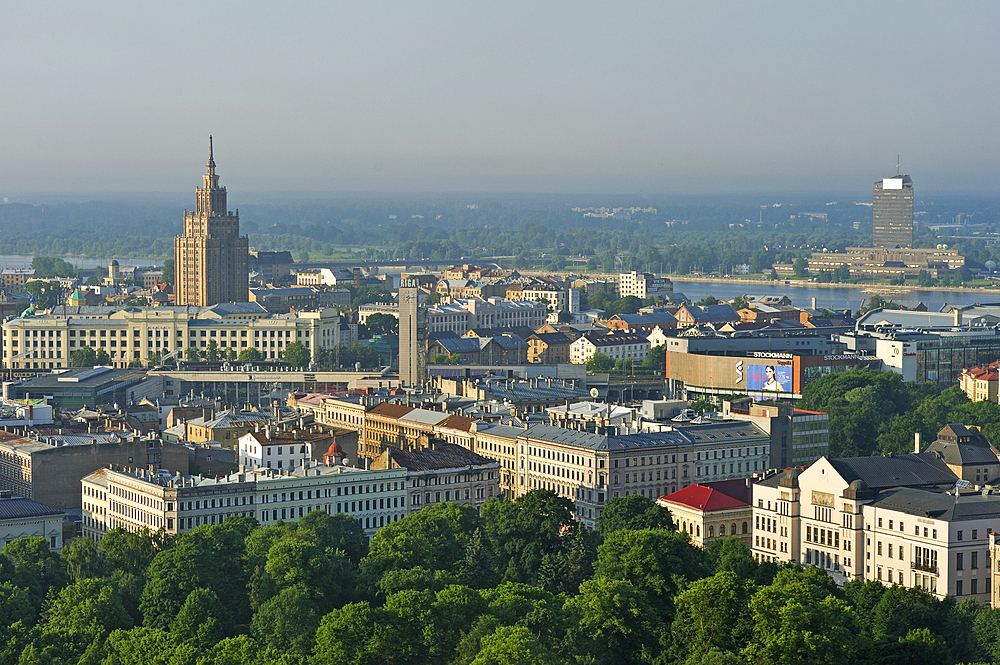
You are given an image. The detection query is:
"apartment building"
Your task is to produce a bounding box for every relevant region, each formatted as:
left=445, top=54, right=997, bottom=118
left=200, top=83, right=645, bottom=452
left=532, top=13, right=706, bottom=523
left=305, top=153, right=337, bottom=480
left=477, top=419, right=772, bottom=528
left=618, top=272, right=672, bottom=300
left=370, top=442, right=500, bottom=515
left=960, top=364, right=999, bottom=403
left=470, top=422, right=525, bottom=499
left=237, top=430, right=313, bottom=471
left=0, top=492, right=64, bottom=551
left=750, top=426, right=1000, bottom=604
left=81, top=461, right=408, bottom=540
left=0, top=431, right=188, bottom=509
left=569, top=332, right=651, bottom=365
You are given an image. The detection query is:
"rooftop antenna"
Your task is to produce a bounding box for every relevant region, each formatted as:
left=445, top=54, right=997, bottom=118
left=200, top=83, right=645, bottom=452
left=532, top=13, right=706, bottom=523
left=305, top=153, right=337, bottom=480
left=896, top=155, right=900, bottom=176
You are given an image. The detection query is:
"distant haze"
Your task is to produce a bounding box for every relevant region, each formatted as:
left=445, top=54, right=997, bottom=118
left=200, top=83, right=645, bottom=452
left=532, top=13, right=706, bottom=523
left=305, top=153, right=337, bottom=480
left=3, top=1, right=998, bottom=195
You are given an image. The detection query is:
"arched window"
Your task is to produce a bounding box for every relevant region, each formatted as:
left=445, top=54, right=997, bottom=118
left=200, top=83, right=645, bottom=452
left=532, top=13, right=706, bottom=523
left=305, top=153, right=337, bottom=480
left=696, top=525, right=701, bottom=537
left=732, top=522, right=737, bottom=536
left=719, top=523, right=726, bottom=536
left=708, top=525, right=714, bottom=538
left=742, top=521, right=749, bottom=534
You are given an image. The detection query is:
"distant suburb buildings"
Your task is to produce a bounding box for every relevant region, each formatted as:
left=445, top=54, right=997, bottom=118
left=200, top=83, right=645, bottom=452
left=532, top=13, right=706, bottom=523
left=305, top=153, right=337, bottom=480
left=174, top=137, right=249, bottom=307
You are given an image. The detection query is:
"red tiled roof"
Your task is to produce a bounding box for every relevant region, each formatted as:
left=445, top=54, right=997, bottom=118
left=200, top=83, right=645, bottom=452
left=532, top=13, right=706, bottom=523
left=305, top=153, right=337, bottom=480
left=659, top=484, right=749, bottom=512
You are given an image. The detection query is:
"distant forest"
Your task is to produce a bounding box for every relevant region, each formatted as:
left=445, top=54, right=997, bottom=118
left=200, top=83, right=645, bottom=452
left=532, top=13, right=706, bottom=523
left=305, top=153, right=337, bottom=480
left=2, top=194, right=999, bottom=275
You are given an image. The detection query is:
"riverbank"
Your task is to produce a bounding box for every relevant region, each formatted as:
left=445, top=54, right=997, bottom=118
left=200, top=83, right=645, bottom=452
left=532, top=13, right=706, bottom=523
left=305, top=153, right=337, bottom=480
left=668, top=274, right=1000, bottom=296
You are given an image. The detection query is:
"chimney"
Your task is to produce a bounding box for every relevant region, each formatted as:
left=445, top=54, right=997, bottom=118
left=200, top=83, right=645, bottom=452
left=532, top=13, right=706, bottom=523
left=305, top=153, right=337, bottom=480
left=954, top=308, right=963, bottom=327
left=914, top=432, right=921, bottom=454
left=811, top=297, right=817, bottom=310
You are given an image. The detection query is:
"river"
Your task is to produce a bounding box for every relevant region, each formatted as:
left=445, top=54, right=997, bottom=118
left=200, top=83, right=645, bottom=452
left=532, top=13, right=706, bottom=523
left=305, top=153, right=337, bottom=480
left=0, top=254, right=162, bottom=270
left=669, top=278, right=1000, bottom=313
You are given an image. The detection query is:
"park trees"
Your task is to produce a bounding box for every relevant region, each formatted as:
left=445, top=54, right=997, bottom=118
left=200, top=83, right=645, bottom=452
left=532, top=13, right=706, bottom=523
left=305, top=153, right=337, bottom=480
left=281, top=341, right=310, bottom=367
left=596, top=495, right=674, bottom=535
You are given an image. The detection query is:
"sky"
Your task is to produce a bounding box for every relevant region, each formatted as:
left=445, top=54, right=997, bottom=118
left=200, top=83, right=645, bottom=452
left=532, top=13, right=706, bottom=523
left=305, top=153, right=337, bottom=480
left=2, top=1, right=999, bottom=195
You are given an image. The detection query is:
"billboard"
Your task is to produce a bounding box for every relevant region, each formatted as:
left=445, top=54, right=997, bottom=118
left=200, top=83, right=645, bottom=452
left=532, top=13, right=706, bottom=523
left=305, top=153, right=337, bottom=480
left=746, top=363, right=792, bottom=392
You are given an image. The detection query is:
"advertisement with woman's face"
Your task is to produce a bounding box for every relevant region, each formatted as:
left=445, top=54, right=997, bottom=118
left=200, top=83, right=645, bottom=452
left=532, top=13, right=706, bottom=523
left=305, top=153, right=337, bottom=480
left=747, top=363, right=791, bottom=392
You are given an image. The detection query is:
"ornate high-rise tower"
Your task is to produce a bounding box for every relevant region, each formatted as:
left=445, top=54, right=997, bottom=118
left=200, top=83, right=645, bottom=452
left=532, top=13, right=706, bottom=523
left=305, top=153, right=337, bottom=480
left=174, top=137, right=249, bottom=306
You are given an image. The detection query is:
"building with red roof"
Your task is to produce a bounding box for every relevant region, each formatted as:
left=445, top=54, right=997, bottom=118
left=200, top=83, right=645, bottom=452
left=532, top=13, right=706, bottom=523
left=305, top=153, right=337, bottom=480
left=960, top=362, right=1000, bottom=403
left=657, top=480, right=752, bottom=548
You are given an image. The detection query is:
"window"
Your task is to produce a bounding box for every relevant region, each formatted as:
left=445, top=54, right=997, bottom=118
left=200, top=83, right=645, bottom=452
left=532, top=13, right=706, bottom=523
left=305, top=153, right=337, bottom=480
left=972, top=529, right=978, bottom=540
left=956, top=580, right=963, bottom=596
left=957, top=552, right=964, bottom=570
left=972, top=551, right=978, bottom=569
left=958, top=530, right=963, bottom=541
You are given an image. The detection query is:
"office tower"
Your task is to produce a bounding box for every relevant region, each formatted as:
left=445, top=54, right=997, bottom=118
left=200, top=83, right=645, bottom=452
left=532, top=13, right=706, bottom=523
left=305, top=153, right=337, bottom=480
left=174, top=137, right=249, bottom=306
left=872, top=174, right=913, bottom=249
left=398, top=278, right=426, bottom=386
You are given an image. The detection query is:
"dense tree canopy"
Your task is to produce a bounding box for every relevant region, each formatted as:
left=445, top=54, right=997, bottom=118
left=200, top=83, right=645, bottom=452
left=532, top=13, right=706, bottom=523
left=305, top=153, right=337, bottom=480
left=0, top=486, right=997, bottom=663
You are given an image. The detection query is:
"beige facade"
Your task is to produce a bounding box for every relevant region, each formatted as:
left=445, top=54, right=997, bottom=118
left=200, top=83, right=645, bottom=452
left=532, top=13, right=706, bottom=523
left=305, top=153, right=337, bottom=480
left=370, top=443, right=499, bottom=515
left=751, top=444, right=1000, bottom=604
left=960, top=365, right=999, bottom=403
left=3, top=305, right=344, bottom=370
left=174, top=138, right=249, bottom=307
left=657, top=483, right=752, bottom=548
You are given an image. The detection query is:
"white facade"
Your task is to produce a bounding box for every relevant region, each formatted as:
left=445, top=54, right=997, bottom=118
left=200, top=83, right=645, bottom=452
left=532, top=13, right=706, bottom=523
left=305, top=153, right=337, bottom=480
left=618, top=271, right=672, bottom=300
left=0, top=496, right=64, bottom=551
left=82, top=462, right=409, bottom=540
left=238, top=431, right=313, bottom=471
left=569, top=333, right=651, bottom=364
left=424, top=298, right=547, bottom=335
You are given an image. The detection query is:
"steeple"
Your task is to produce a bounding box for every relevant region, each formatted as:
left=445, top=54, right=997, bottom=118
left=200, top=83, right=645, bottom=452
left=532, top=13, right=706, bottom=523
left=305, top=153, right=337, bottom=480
left=196, top=136, right=226, bottom=217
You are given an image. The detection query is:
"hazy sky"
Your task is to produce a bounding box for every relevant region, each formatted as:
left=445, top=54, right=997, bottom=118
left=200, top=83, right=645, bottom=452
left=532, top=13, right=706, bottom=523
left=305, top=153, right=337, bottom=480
left=3, top=1, right=998, bottom=195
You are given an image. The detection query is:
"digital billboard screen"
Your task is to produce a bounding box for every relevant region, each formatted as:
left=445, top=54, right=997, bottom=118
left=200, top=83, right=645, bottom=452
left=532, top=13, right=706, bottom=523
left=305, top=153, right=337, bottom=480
left=746, top=363, right=792, bottom=392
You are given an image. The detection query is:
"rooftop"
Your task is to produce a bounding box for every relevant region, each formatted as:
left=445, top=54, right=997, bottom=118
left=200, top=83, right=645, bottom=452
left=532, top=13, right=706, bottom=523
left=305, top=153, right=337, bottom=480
left=827, top=453, right=957, bottom=492
left=870, top=486, right=1000, bottom=522
left=377, top=442, right=496, bottom=472
left=0, top=495, right=63, bottom=520
left=659, top=483, right=749, bottom=512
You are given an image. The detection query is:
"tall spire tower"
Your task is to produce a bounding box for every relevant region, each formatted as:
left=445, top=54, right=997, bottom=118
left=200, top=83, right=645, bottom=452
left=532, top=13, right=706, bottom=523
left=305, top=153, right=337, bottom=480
left=174, top=138, right=249, bottom=306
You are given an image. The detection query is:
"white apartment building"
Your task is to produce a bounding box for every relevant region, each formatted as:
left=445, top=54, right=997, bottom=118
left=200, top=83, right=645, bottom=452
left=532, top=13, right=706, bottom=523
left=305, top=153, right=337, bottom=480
left=618, top=271, right=672, bottom=300
left=569, top=332, right=651, bottom=364
left=238, top=430, right=313, bottom=471
left=863, top=488, right=999, bottom=602
left=81, top=462, right=408, bottom=540
left=3, top=304, right=346, bottom=369
left=424, top=298, right=547, bottom=335
left=521, top=287, right=567, bottom=313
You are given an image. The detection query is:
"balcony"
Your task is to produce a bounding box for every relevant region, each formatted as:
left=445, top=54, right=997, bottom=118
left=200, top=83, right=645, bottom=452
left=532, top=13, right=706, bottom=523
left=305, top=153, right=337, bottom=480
left=911, top=561, right=938, bottom=575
